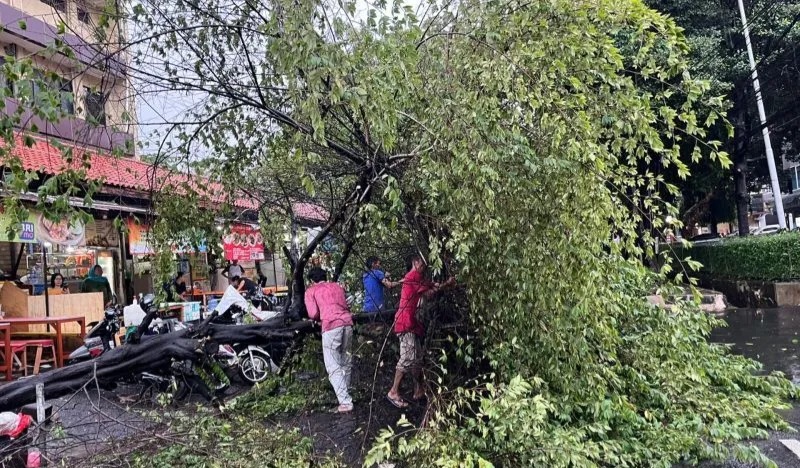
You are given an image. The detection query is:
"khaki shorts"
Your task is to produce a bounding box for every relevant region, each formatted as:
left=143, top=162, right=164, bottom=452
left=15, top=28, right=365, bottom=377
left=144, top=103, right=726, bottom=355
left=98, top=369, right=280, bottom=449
left=397, top=333, right=422, bottom=370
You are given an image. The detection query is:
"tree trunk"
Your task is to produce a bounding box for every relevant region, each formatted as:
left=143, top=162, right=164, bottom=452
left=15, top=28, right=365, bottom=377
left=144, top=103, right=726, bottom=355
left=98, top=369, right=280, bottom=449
left=732, top=85, right=751, bottom=236
left=287, top=170, right=374, bottom=319
left=0, top=319, right=316, bottom=412
left=332, top=237, right=355, bottom=282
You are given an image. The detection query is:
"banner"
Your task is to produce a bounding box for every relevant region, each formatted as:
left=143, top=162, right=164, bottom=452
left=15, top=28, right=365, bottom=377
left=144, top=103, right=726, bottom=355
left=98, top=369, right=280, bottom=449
left=35, top=212, right=86, bottom=246
left=127, top=219, right=153, bottom=255
left=127, top=219, right=208, bottom=255
left=0, top=210, right=87, bottom=246
left=85, top=219, right=121, bottom=247
left=223, top=224, right=264, bottom=261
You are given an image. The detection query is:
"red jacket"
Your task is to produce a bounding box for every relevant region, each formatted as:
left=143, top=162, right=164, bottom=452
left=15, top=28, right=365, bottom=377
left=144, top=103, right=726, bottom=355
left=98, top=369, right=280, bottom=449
left=395, top=269, right=432, bottom=336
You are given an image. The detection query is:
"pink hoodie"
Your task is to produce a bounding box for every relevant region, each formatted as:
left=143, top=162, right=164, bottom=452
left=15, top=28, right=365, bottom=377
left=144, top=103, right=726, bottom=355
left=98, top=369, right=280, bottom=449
left=304, top=282, right=353, bottom=332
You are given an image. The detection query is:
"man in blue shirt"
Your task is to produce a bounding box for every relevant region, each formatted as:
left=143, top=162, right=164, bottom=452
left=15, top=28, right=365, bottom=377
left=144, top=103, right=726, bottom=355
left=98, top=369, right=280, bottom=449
left=362, top=256, right=399, bottom=318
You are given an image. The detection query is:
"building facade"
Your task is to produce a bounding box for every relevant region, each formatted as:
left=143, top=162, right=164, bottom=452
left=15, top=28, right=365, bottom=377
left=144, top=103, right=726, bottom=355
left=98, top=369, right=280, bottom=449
left=0, top=0, right=137, bottom=300
left=0, top=0, right=135, bottom=156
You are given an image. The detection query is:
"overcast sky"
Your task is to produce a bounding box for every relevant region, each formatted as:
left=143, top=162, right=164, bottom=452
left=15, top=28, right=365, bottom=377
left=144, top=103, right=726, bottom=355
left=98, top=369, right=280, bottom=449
left=133, top=0, right=427, bottom=158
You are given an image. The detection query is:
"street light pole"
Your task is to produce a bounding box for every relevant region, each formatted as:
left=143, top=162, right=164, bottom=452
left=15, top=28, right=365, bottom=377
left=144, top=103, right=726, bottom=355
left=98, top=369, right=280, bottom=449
left=737, top=0, right=786, bottom=228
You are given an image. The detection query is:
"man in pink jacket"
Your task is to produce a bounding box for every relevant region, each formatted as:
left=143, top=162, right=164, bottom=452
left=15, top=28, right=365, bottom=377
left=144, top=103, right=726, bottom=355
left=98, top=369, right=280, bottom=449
left=305, top=267, right=354, bottom=413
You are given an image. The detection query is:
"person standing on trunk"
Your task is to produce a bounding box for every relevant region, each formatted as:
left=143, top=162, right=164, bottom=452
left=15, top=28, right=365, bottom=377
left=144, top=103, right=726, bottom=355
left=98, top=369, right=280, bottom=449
left=305, top=267, right=354, bottom=413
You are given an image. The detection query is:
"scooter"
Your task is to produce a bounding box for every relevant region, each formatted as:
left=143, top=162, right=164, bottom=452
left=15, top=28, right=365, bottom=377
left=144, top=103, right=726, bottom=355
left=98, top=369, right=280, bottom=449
left=67, top=302, right=123, bottom=363
left=209, top=286, right=280, bottom=383
left=131, top=294, right=226, bottom=403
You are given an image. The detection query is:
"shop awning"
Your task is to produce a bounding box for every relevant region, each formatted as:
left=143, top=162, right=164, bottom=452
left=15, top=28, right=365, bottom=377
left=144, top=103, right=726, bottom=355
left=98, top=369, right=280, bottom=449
left=9, top=191, right=150, bottom=214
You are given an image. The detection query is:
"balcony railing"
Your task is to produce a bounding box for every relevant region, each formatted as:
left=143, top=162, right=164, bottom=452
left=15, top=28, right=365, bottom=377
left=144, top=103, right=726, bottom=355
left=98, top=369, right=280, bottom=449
left=5, top=97, right=134, bottom=155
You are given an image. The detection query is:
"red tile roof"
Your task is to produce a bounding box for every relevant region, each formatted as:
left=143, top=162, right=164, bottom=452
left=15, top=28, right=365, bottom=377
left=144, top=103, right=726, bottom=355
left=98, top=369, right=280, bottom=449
left=6, top=133, right=256, bottom=209
left=12, top=133, right=158, bottom=191
left=293, top=202, right=328, bottom=223
left=5, top=133, right=330, bottom=223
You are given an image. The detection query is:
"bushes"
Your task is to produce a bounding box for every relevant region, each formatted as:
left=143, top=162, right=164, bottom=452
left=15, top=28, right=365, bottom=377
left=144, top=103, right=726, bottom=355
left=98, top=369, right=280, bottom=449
left=677, top=232, right=800, bottom=281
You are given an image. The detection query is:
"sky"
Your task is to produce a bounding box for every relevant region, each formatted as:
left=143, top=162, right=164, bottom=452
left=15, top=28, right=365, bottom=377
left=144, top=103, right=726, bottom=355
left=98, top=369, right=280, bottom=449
left=132, top=0, right=427, bottom=158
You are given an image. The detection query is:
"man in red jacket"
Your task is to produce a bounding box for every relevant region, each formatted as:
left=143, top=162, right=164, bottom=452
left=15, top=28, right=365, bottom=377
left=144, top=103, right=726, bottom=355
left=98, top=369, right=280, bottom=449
left=386, top=254, right=454, bottom=408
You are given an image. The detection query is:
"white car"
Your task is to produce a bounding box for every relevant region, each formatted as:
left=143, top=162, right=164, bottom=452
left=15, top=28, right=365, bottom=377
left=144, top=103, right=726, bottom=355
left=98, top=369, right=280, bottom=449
left=752, top=225, right=780, bottom=235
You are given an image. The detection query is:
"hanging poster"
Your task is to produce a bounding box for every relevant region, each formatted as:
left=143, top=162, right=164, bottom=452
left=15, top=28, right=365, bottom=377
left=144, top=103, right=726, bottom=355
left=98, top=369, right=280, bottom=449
left=127, top=219, right=208, bottom=255
left=85, top=219, right=121, bottom=247
left=35, top=213, right=86, bottom=246
left=127, top=219, right=153, bottom=255
left=223, top=224, right=264, bottom=261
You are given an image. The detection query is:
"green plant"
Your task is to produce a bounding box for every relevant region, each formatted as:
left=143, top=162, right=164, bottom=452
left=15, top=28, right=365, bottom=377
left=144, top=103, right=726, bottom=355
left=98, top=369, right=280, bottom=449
left=367, top=265, right=795, bottom=467
left=230, top=338, right=333, bottom=417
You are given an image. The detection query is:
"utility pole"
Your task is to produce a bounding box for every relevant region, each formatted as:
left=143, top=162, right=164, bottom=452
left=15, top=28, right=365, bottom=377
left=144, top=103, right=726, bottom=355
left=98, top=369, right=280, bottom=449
left=737, top=0, right=786, bottom=228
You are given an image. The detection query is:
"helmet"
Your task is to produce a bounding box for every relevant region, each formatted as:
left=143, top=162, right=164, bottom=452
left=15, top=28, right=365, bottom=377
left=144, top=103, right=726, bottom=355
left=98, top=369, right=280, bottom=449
left=141, top=293, right=156, bottom=309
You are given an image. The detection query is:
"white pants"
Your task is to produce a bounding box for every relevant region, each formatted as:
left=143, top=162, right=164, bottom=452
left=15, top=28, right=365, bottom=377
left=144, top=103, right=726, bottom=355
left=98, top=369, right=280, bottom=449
left=322, top=326, right=353, bottom=406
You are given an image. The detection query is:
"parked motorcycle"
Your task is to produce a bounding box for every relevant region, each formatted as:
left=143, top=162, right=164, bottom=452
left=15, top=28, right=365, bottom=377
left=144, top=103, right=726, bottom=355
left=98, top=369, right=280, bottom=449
left=209, top=286, right=280, bottom=383
left=132, top=294, right=227, bottom=403
left=67, top=302, right=123, bottom=363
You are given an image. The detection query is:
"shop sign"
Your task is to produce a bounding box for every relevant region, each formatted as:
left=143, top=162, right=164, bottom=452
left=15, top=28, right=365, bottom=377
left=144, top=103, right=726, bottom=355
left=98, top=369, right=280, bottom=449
left=127, top=219, right=153, bottom=255
left=0, top=211, right=37, bottom=244
left=127, top=219, right=208, bottom=255
left=19, top=222, right=35, bottom=241
left=86, top=219, right=121, bottom=247
left=223, top=224, right=264, bottom=261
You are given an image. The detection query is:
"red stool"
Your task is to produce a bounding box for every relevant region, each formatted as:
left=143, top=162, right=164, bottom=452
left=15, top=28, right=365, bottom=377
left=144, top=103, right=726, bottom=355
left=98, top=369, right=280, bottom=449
left=10, top=340, right=56, bottom=375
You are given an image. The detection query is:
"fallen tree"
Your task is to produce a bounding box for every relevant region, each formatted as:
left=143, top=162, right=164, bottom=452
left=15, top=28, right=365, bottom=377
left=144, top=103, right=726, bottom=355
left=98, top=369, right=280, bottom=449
left=0, top=309, right=396, bottom=412
left=0, top=318, right=316, bottom=412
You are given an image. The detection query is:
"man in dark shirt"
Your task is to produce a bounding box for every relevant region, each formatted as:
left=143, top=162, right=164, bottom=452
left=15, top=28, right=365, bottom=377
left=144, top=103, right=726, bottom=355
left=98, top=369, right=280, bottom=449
left=233, top=275, right=264, bottom=309
left=163, top=272, right=188, bottom=302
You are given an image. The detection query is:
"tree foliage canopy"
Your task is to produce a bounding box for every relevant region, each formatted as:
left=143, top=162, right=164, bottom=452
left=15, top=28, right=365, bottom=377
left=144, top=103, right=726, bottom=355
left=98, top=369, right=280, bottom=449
left=647, top=0, right=800, bottom=229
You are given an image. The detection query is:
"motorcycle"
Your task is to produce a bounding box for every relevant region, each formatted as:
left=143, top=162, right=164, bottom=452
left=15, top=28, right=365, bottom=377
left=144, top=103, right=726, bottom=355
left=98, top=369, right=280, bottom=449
left=132, top=294, right=228, bottom=403
left=67, top=302, right=123, bottom=363
left=209, top=286, right=280, bottom=384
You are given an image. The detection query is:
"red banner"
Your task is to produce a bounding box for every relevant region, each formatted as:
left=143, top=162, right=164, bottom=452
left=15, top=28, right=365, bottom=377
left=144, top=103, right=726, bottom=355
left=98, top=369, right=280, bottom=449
left=223, top=224, right=264, bottom=261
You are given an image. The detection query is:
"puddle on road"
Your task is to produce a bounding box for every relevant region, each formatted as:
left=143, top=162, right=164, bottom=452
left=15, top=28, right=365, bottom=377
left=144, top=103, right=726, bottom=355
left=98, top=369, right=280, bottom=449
left=710, top=308, right=800, bottom=384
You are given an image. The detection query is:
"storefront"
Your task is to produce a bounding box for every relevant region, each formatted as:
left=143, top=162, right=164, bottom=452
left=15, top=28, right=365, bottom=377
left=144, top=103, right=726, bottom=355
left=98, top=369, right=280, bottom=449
left=0, top=208, right=126, bottom=319
left=222, top=223, right=267, bottom=286
left=125, top=218, right=211, bottom=296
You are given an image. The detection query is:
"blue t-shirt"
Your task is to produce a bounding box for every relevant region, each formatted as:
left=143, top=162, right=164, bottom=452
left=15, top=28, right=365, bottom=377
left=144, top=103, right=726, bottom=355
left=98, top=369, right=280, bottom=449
left=362, top=269, right=385, bottom=313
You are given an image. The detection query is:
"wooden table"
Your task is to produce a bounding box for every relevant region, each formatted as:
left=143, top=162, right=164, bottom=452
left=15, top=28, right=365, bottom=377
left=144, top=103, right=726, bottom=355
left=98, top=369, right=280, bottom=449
left=189, top=291, right=225, bottom=308
left=1, top=316, right=86, bottom=368
left=0, top=323, right=10, bottom=381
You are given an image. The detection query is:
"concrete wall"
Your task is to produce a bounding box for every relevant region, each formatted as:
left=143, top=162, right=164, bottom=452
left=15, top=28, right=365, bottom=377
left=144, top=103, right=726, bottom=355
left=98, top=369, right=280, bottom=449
left=700, top=277, right=800, bottom=308
left=4, top=0, right=123, bottom=45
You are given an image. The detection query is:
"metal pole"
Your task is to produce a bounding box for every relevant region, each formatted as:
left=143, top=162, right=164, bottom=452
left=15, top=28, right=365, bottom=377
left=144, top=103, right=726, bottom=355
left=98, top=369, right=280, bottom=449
left=272, top=252, right=278, bottom=290
left=737, top=0, right=786, bottom=228
left=42, top=244, right=50, bottom=318
left=795, top=166, right=799, bottom=192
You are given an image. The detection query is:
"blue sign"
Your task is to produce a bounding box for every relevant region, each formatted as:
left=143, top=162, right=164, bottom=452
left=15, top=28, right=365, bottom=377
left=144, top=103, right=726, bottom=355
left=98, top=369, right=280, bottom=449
left=19, top=222, right=34, bottom=241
